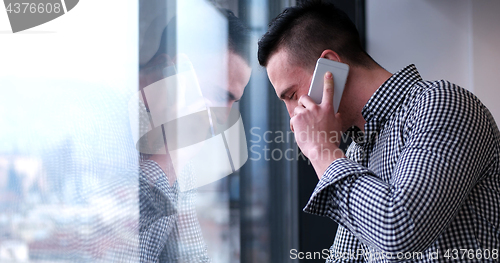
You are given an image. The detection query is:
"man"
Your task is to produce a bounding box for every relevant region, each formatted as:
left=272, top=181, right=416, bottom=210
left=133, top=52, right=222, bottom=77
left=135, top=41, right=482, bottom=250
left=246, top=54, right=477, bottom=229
left=138, top=9, right=251, bottom=262
left=258, top=1, right=499, bottom=262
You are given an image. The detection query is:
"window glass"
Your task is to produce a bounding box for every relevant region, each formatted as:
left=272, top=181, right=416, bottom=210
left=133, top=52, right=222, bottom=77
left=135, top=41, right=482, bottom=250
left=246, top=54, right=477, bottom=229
left=1, top=0, right=296, bottom=262
left=138, top=0, right=296, bottom=262
left=0, top=1, right=139, bottom=262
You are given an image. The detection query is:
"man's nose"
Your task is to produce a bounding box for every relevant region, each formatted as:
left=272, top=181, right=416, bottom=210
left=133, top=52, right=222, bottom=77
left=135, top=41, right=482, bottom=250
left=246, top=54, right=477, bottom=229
left=285, top=102, right=296, bottom=119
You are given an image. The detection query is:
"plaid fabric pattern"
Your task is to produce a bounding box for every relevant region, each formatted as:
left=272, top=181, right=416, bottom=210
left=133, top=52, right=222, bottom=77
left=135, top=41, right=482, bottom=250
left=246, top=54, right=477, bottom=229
left=304, top=65, right=500, bottom=262
left=139, top=160, right=211, bottom=263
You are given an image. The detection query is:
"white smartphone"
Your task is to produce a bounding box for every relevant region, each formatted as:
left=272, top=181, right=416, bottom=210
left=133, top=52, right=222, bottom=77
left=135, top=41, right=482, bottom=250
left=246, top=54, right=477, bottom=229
left=308, top=58, right=349, bottom=113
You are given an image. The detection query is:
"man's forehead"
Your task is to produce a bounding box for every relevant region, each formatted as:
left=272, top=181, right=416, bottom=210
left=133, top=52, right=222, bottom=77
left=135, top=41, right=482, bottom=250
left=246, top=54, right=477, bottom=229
left=268, top=48, right=292, bottom=69
left=267, top=49, right=293, bottom=85
left=267, top=49, right=310, bottom=91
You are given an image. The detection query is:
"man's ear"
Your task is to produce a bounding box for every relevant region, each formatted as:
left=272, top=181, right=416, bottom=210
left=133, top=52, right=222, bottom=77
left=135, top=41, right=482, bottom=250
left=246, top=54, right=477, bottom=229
left=319, top=50, right=342, bottom=63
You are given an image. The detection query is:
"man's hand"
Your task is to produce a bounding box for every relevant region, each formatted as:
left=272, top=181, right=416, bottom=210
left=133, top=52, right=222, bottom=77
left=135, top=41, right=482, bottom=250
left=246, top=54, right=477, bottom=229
left=290, top=72, right=345, bottom=178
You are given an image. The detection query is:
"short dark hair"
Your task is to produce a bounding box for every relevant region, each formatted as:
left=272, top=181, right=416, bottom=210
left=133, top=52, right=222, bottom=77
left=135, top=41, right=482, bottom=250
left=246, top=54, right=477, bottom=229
left=223, top=9, right=251, bottom=64
left=145, top=9, right=250, bottom=68
left=258, top=0, right=373, bottom=69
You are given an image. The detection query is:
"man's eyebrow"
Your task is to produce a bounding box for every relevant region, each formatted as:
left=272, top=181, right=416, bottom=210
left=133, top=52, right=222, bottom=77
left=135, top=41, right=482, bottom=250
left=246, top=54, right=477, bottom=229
left=279, top=86, right=295, bottom=100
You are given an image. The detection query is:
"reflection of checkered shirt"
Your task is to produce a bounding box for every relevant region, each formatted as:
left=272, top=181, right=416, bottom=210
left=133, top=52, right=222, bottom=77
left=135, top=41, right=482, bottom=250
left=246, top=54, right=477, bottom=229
left=139, top=160, right=211, bottom=263
left=304, top=65, right=500, bottom=262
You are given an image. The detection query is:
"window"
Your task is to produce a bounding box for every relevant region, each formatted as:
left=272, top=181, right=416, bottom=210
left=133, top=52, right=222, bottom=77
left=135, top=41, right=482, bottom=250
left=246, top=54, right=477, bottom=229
left=1, top=1, right=364, bottom=262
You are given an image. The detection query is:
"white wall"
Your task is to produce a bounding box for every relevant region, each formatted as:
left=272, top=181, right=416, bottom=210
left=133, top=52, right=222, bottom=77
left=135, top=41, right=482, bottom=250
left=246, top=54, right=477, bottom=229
left=471, top=0, right=500, bottom=125
left=367, top=0, right=500, bottom=123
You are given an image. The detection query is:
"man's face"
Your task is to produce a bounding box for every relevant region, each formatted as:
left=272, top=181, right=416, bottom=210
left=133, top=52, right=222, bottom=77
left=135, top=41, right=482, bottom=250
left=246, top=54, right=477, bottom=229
left=227, top=51, right=252, bottom=107
left=205, top=51, right=251, bottom=109
left=201, top=51, right=251, bottom=125
left=266, top=49, right=313, bottom=118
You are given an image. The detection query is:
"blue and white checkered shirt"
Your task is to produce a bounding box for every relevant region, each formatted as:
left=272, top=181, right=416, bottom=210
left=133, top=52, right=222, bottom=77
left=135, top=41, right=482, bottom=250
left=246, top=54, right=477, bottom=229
left=304, top=65, right=500, bottom=262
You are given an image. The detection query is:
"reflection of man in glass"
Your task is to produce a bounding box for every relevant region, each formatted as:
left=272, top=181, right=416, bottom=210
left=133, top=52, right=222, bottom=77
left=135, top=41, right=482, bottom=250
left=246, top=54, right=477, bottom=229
left=137, top=9, right=251, bottom=262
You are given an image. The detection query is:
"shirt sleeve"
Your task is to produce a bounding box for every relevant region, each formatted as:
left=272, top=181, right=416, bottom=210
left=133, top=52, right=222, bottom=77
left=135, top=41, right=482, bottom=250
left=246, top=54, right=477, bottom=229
left=326, top=225, right=367, bottom=263
left=139, top=172, right=177, bottom=263
left=304, top=84, right=497, bottom=255
left=139, top=162, right=211, bottom=263
left=140, top=213, right=177, bottom=263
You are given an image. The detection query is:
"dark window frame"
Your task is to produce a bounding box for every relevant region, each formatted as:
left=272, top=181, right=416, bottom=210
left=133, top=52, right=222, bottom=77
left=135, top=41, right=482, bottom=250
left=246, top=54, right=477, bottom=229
left=238, top=1, right=366, bottom=262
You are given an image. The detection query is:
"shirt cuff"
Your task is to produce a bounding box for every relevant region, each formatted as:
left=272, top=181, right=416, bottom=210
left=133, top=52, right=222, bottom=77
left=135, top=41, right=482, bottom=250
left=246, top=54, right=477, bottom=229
left=303, top=157, right=371, bottom=217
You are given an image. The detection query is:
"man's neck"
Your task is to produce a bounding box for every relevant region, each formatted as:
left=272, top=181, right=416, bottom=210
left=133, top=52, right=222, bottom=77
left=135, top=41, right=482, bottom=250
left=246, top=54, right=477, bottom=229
left=148, top=153, right=177, bottom=186
left=341, top=65, right=392, bottom=132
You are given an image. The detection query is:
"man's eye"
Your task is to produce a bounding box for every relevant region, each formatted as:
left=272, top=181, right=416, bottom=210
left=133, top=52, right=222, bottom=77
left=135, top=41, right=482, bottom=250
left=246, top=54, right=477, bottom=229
left=289, top=92, right=296, bottom=100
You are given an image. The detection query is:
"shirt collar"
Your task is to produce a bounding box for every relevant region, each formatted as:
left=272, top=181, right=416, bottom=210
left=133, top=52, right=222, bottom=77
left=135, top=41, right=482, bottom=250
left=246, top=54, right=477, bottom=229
left=361, top=64, right=422, bottom=123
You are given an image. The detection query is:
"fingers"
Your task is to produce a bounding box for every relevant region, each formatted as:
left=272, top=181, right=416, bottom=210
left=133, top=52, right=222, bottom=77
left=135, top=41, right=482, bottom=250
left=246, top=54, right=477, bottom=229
left=298, top=94, right=317, bottom=108
left=293, top=104, right=307, bottom=116
left=291, top=103, right=308, bottom=132
left=321, top=71, right=334, bottom=106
